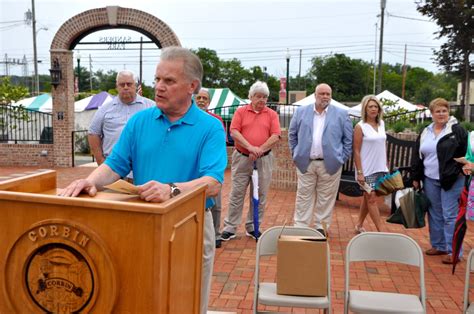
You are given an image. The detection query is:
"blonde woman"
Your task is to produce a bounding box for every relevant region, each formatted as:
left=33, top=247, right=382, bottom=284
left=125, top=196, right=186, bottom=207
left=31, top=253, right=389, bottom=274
left=353, top=95, right=388, bottom=232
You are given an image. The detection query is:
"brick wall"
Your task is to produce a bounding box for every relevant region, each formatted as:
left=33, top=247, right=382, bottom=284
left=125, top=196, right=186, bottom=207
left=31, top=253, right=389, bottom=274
left=270, top=130, right=297, bottom=190
left=0, top=144, right=54, bottom=167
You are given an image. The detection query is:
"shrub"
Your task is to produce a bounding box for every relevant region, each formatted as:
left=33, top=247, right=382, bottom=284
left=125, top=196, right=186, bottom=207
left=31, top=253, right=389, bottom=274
left=460, top=121, right=474, bottom=131
left=389, top=120, right=412, bottom=133
left=74, top=133, right=90, bottom=154
left=415, top=121, right=431, bottom=133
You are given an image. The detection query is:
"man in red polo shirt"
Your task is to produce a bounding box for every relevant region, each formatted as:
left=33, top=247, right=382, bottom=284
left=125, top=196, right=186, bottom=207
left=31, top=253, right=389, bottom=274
left=196, top=88, right=226, bottom=248
left=221, top=81, right=281, bottom=241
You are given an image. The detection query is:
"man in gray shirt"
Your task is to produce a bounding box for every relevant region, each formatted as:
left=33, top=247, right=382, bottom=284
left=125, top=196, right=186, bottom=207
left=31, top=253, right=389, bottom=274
left=88, top=70, right=154, bottom=166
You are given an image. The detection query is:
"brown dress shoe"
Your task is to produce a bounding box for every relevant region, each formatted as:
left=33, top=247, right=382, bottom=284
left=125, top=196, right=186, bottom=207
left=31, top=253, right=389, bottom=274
left=425, top=248, right=448, bottom=256
left=442, top=255, right=453, bottom=264
left=442, top=255, right=463, bottom=265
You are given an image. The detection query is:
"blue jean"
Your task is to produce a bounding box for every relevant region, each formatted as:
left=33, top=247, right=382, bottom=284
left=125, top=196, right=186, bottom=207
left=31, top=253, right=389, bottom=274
left=423, top=176, right=464, bottom=254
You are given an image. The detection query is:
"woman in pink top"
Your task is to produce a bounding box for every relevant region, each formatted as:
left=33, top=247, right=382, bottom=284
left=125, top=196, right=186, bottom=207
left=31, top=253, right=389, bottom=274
left=353, top=95, right=389, bottom=232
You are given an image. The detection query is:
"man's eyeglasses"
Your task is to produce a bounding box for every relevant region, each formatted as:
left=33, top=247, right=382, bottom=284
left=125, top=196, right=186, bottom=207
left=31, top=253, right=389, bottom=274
left=196, top=95, right=209, bottom=101
left=118, top=82, right=135, bottom=88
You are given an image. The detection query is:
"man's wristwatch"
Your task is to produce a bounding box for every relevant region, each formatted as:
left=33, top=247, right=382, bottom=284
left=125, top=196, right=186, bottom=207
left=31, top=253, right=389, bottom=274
left=168, top=183, right=181, bottom=198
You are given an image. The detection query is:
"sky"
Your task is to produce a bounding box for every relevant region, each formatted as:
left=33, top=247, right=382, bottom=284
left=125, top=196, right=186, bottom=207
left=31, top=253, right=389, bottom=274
left=0, top=0, right=445, bottom=89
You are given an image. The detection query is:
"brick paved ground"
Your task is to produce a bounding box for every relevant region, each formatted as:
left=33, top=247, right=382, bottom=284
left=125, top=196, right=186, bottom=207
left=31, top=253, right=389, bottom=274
left=1, top=166, right=472, bottom=313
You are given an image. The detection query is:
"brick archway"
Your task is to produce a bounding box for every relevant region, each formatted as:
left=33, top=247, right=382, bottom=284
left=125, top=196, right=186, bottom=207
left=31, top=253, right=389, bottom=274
left=49, top=6, right=181, bottom=167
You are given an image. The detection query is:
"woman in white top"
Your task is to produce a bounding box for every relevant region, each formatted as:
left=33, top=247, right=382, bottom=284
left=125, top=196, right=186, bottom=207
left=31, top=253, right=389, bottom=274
left=353, top=95, right=388, bottom=232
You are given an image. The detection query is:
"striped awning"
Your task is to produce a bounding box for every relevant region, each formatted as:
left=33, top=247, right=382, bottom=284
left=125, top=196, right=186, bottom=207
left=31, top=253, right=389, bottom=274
left=206, top=88, right=249, bottom=120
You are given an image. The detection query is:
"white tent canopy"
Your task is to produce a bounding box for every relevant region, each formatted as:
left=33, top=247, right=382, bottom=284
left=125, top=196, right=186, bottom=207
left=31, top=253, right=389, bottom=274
left=279, top=93, right=349, bottom=116
left=293, top=93, right=350, bottom=110
left=348, top=90, right=422, bottom=117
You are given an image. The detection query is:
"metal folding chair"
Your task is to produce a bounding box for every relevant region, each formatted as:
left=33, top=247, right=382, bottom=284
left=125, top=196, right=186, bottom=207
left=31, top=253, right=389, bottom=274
left=344, top=232, right=425, bottom=314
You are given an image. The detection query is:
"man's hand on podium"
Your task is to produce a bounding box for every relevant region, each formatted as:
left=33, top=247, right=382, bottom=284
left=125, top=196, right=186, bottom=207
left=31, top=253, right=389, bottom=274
left=137, top=181, right=172, bottom=202
left=58, top=179, right=97, bottom=197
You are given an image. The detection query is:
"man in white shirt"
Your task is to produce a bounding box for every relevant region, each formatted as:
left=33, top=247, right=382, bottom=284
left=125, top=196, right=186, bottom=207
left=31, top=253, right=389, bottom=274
left=288, top=83, right=353, bottom=235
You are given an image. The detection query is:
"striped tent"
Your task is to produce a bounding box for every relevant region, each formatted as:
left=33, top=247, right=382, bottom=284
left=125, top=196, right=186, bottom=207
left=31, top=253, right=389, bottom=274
left=11, top=92, right=115, bottom=113
left=12, top=93, right=52, bottom=111
left=206, top=88, right=249, bottom=120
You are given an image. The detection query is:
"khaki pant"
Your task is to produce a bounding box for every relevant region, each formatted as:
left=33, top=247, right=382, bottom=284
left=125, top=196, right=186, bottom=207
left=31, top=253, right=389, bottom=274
left=201, top=210, right=215, bottom=314
left=294, top=160, right=342, bottom=229
left=223, top=150, right=274, bottom=234
left=211, top=190, right=222, bottom=239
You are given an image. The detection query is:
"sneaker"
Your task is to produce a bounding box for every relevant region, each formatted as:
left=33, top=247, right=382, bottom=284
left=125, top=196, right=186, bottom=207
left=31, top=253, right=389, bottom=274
left=221, top=231, right=236, bottom=241
left=215, top=239, right=222, bottom=248
left=245, top=230, right=262, bottom=240
left=316, top=228, right=327, bottom=237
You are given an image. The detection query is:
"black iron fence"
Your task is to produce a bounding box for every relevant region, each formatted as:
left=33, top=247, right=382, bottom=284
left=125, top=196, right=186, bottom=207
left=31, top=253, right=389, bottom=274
left=207, top=103, right=429, bottom=136
left=0, top=104, right=53, bottom=143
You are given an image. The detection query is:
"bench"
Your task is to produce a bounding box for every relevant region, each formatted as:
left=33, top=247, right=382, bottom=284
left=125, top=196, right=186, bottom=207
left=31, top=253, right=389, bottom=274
left=338, top=133, right=416, bottom=211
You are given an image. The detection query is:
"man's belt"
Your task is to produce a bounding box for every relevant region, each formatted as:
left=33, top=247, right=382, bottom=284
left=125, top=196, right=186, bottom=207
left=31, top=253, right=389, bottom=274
left=236, top=149, right=271, bottom=157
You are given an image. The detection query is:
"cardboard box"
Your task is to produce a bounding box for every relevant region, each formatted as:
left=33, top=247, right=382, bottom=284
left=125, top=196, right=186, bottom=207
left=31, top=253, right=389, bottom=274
left=277, top=235, right=328, bottom=297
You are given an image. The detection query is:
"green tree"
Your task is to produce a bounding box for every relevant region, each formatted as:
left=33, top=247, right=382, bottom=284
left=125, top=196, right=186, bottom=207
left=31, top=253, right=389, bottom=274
left=416, top=0, right=473, bottom=119
left=95, top=69, right=117, bottom=92
left=74, top=66, right=95, bottom=92
left=194, top=47, right=282, bottom=100
left=0, top=77, right=29, bottom=105
left=218, top=58, right=253, bottom=98
left=140, top=83, right=155, bottom=100
left=193, top=48, right=221, bottom=87
left=0, top=77, right=31, bottom=138
left=307, top=53, right=372, bottom=101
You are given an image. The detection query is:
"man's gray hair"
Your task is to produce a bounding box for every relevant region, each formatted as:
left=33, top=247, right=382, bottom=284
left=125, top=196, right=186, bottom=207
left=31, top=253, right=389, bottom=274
left=160, top=47, right=203, bottom=93
left=248, top=81, right=270, bottom=98
left=116, top=70, right=137, bottom=83
left=198, top=88, right=210, bottom=97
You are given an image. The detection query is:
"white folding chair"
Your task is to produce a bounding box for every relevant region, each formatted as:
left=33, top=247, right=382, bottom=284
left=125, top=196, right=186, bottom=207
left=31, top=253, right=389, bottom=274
left=344, top=232, right=425, bottom=314
left=463, top=249, right=474, bottom=314
left=253, top=226, right=331, bottom=314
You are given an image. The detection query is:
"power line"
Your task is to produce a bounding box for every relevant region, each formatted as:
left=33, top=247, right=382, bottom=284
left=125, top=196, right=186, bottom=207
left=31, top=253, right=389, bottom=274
left=0, top=20, right=25, bottom=24
left=387, top=13, right=432, bottom=23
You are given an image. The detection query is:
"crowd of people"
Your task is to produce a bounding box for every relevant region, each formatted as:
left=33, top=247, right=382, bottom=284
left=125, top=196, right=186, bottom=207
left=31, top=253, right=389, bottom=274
left=60, top=47, right=471, bottom=313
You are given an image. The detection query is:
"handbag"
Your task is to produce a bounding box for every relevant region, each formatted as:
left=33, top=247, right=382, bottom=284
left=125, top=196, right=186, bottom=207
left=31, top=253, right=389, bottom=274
left=467, top=176, right=474, bottom=221
left=386, top=188, right=430, bottom=228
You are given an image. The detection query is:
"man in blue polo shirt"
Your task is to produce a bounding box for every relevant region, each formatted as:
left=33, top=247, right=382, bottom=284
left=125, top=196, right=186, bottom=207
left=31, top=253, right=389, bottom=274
left=59, top=47, right=227, bottom=314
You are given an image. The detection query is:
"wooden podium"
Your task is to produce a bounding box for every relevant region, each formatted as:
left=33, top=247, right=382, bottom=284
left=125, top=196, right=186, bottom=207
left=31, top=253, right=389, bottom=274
left=0, top=170, right=206, bottom=313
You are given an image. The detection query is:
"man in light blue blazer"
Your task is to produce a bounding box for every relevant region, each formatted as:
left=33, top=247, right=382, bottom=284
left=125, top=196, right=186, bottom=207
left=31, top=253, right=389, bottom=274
left=288, top=83, right=353, bottom=233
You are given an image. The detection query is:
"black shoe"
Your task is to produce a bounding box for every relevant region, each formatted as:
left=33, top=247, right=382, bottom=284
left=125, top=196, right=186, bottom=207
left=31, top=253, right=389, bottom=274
left=316, top=228, right=326, bottom=237
left=245, top=230, right=262, bottom=240
left=221, top=231, right=236, bottom=241
left=215, top=239, right=222, bottom=248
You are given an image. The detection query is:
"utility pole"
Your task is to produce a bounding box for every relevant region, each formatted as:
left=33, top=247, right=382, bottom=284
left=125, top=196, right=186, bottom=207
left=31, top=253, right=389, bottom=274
left=76, top=52, right=81, bottom=93
left=298, top=49, right=302, bottom=79
left=3, top=54, right=9, bottom=75
left=31, top=0, right=39, bottom=95
left=401, top=44, right=407, bottom=99
left=139, top=36, right=143, bottom=87
left=377, top=0, right=386, bottom=94
left=285, top=49, right=290, bottom=105
left=89, top=54, right=93, bottom=92
left=373, top=22, right=377, bottom=94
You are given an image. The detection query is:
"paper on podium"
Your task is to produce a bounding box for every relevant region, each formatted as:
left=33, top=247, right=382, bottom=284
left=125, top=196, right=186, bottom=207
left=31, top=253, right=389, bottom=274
left=104, top=180, right=139, bottom=195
